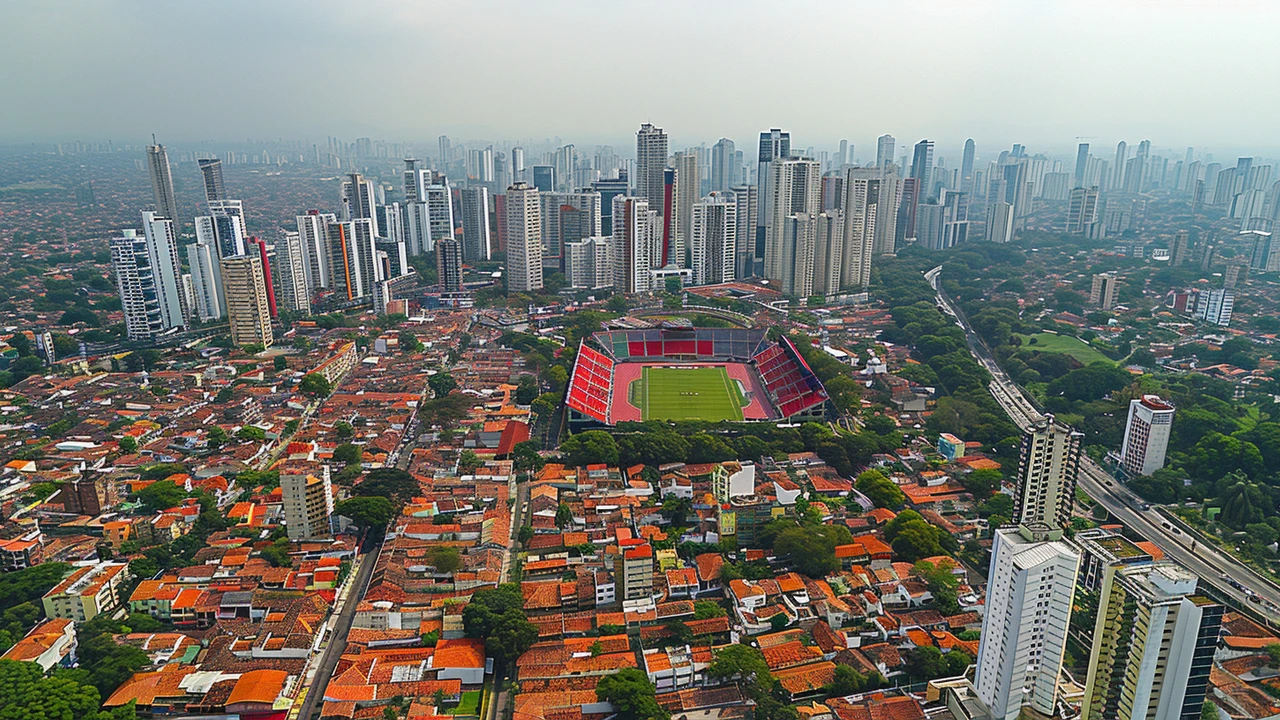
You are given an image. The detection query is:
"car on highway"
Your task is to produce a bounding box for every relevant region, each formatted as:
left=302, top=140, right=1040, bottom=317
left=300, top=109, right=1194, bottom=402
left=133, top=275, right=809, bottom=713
left=1249, top=595, right=1263, bottom=603
left=1141, top=503, right=1151, bottom=510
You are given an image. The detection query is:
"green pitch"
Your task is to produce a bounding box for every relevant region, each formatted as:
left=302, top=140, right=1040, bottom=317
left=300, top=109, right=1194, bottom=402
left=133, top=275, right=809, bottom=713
left=639, top=366, right=746, bottom=422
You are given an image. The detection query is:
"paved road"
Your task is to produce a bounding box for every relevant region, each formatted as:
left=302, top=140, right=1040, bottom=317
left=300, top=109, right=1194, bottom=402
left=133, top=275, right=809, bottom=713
left=296, top=531, right=384, bottom=720
left=927, top=265, right=1280, bottom=623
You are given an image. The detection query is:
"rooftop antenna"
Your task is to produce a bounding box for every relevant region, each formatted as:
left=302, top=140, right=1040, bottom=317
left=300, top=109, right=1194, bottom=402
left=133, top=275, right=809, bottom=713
left=151, top=133, right=157, bottom=146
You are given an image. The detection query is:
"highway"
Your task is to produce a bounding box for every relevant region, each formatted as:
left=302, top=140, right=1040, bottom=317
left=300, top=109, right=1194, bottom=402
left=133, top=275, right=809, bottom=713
left=926, top=265, right=1280, bottom=624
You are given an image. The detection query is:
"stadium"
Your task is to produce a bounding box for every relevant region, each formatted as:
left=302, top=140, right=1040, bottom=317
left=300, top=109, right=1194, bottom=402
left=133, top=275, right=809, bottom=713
left=564, top=327, right=829, bottom=428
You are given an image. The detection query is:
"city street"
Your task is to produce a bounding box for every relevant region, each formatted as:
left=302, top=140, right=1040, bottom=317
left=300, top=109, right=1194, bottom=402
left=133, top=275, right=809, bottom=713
left=928, top=265, right=1280, bottom=624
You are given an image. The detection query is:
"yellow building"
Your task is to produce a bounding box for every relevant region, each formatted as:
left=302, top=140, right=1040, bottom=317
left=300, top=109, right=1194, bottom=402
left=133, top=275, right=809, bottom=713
left=221, top=254, right=273, bottom=349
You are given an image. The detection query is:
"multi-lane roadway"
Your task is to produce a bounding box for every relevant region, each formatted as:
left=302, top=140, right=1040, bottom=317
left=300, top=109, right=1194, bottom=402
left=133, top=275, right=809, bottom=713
left=926, top=266, right=1280, bottom=624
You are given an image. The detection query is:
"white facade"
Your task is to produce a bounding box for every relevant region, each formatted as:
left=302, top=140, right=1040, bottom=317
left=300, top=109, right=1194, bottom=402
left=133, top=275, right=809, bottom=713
left=1120, top=395, right=1175, bottom=477
left=1015, top=417, right=1082, bottom=530
left=143, top=212, right=188, bottom=333
left=274, top=229, right=311, bottom=314
left=690, top=194, right=737, bottom=286
left=564, top=236, right=613, bottom=290
left=296, top=212, right=336, bottom=293
left=611, top=196, right=660, bottom=293
left=975, top=527, right=1080, bottom=720
left=505, top=182, right=543, bottom=293
left=842, top=175, right=880, bottom=290
left=1193, top=288, right=1234, bottom=326
left=672, top=151, right=699, bottom=268
left=812, top=211, right=843, bottom=297
left=341, top=173, right=380, bottom=237
left=764, top=158, right=821, bottom=288
left=635, top=124, right=669, bottom=217
left=187, top=239, right=225, bottom=321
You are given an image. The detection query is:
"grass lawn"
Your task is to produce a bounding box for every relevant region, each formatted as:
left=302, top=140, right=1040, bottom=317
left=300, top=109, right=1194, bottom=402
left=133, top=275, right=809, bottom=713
left=641, top=365, right=744, bottom=422
left=452, top=690, right=481, bottom=716
left=1017, top=333, right=1114, bottom=366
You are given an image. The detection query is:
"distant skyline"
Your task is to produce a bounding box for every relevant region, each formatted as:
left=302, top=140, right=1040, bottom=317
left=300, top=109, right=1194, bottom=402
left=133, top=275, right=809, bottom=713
left=5, top=1, right=1280, bottom=157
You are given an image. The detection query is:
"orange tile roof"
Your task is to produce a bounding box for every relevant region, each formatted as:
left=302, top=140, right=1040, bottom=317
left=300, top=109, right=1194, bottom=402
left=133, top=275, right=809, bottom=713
left=227, top=669, right=288, bottom=706
left=433, top=638, right=485, bottom=669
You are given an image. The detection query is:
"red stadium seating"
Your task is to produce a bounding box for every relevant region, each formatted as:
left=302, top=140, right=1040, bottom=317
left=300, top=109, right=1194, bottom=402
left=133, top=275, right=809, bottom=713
left=750, top=338, right=827, bottom=418
left=566, top=343, right=616, bottom=423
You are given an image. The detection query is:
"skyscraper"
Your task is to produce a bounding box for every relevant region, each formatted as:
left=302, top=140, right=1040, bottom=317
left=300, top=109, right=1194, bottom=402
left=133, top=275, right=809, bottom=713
left=763, top=158, right=821, bottom=289
left=198, top=158, right=225, bottom=205
left=1090, top=272, right=1118, bottom=310
left=146, top=142, right=180, bottom=232
left=221, top=254, right=273, bottom=349
left=611, top=196, right=660, bottom=293
left=755, top=129, right=791, bottom=275
left=504, top=182, right=543, bottom=294
left=961, top=139, right=976, bottom=190
left=1073, top=143, right=1090, bottom=189
left=811, top=211, right=843, bottom=297
left=635, top=123, right=669, bottom=215
left=564, top=236, right=613, bottom=290
left=436, top=237, right=463, bottom=293
left=1120, top=395, right=1175, bottom=477
left=1080, top=563, right=1222, bottom=720
left=341, top=173, right=380, bottom=237
left=1113, top=141, right=1128, bottom=191
left=986, top=201, right=1014, bottom=243
left=326, top=219, right=378, bottom=300
left=282, top=472, right=333, bottom=541
left=112, top=214, right=188, bottom=342
left=690, top=194, right=737, bottom=286
left=975, top=524, right=1080, bottom=720
left=730, top=185, right=757, bottom=279
left=875, top=134, right=895, bottom=171
left=460, top=186, right=492, bottom=263
left=273, top=229, right=311, bottom=315
left=296, top=212, right=336, bottom=294
left=940, top=190, right=968, bottom=249
left=910, top=140, right=935, bottom=200
left=672, top=152, right=700, bottom=268
left=187, top=238, right=225, bottom=321
left=1014, top=415, right=1081, bottom=530
left=841, top=174, right=879, bottom=290
left=592, top=172, right=629, bottom=236
left=1067, top=186, right=1100, bottom=235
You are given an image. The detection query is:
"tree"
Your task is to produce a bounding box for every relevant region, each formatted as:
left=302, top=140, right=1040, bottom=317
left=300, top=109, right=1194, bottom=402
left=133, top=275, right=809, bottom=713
left=0, top=659, right=133, bottom=720
left=261, top=538, right=292, bottom=567
left=596, top=667, right=669, bottom=720
left=398, top=331, right=422, bottom=353
left=137, top=481, right=185, bottom=512
left=359, top=468, right=419, bottom=501
left=427, top=371, right=457, bottom=398
left=462, top=584, right=539, bottom=667
left=515, top=375, right=538, bottom=405
left=512, top=440, right=544, bottom=471
left=915, top=560, right=961, bottom=615
left=237, top=426, right=266, bottom=442
left=336, top=496, right=394, bottom=528
left=883, top=509, right=953, bottom=563
left=555, top=502, right=574, bottom=529
left=334, top=421, right=354, bottom=439
left=708, top=644, right=774, bottom=692
left=117, top=436, right=138, bottom=454
left=332, top=443, right=363, bottom=465
left=904, top=645, right=949, bottom=682
left=458, top=450, right=482, bottom=474
left=299, top=373, right=332, bottom=397
left=827, top=663, right=871, bottom=697
left=693, top=600, right=727, bottom=620
left=774, top=524, right=852, bottom=578
left=560, top=430, right=620, bottom=466
left=855, top=469, right=906, bottom=509
left=517, top=525, right=534, bottom=544
left=273, top=355, right=288, bottom=371
left=429, top=546, right=461, bottom=573
left=961, top=468, right=1002, bottom=500
left=1201, top=700, right=1219, bottom=720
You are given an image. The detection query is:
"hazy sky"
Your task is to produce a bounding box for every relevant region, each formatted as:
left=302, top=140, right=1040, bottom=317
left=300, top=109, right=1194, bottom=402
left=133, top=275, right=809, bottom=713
left=4, top=0, right=1280, bottom=158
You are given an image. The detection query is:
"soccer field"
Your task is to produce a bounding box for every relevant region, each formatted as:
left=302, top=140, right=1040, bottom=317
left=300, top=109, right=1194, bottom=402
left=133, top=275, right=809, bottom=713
left=639, top=365, right=745, bottom=422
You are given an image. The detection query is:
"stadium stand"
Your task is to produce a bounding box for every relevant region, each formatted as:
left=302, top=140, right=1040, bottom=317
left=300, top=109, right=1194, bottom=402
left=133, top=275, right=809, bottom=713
left=564, top=342, right=615, bottom=423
